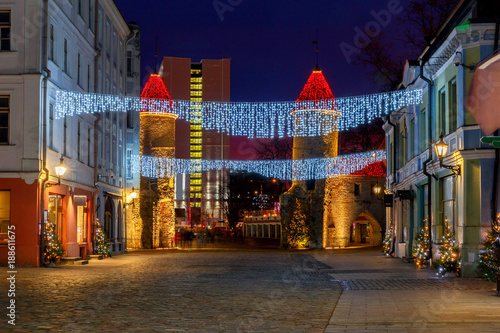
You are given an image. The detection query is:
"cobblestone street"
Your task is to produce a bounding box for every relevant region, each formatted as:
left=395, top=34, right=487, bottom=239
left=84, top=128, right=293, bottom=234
left=2, top=247, right=500, bottom=332
left=1, top=249, right=340, bottom=332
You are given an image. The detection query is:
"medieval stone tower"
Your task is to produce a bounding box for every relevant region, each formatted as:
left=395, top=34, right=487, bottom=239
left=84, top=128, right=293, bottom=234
left=280, top=68, right=339, bottom=249
left=130, top=73, right=176, bottom=249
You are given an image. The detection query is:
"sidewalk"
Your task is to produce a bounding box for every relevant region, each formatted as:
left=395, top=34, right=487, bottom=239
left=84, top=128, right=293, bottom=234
left=311, top=247, right=500, bottom=333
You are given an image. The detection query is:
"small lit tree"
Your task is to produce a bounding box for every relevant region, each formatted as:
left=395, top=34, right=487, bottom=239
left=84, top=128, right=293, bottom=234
left=478, top=213, right=500, bottom=282
left=94, top=221, right=110, bottom=256
left=288, top=199, right=309, bottom=248
left=412, top=223, right=429, bottom=269
left=436, top=219, right=460, bottom=276
left=382, top=228, right=392, bottom=255
left=44, top=219, right=65, bottom=264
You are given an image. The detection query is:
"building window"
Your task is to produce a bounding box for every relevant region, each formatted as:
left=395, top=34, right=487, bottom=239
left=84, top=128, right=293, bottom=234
left=87, top=64, right=90, bottom=91
left=409, top=119, right=415, bottom=160
left=63, top=115, right=67, bottom=156
left=89, top=0, right=94, bottom=31
left=126, top=149, right=132, bottom=179
left=400, top=201, right=408, bottom=243
left=48, top=194, right=64, bottom=241
left=0, top=190, right=10, bottom=245
left=0, top=10, right=10, bottom=51
left=77, top=204, right=87, bottom=243
left=439, top=88, right=446, bottom=135
left=399, top=122, right=407, bottom=167
left=419, top=107, right=427, bottom=153
left=126, top=50, right=132, bottom=77
left=77, top=121, right=81, bottom=161
left=63, top=39, right=68, bottom=73
left=448, top=78, right=458, bottom=133
left=0, top=96, right=9, bottom=144
left=87, top=127, right=92, bottom=166
left=78, top=0, right=83, bottom=17
left=49, top=24, right=54, bottom=61
left=442, top=176, right=456, bottom=237
left=77, top=53, right=81, bottom=86
left=49, top=104, right=54, bottom=150
left=354, top=183, right=360, bottom=196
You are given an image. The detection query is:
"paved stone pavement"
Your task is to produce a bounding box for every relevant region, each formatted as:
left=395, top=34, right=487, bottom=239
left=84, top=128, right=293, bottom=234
left=2, top=246, right=500, bottom=332
left=311, top=247, right=500, bottom=333
left=1, top=249, right=340, bottom=332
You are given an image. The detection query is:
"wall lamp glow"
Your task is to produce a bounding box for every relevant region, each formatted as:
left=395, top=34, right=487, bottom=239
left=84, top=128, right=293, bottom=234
left=435, top=135, right=461, bottom=176
left=453, top=51, right=476, bottom=71
left=47, top=155, right=66, bottom=187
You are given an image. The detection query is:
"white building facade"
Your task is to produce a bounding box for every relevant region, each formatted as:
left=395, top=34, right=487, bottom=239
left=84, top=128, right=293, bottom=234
left=0, top=0, right=138, bottom=266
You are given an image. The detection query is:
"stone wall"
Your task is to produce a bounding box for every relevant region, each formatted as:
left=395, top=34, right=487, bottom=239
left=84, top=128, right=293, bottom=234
left=323, top=175, right=386, bottom=248
left=136, top=114, right=176, bottom=249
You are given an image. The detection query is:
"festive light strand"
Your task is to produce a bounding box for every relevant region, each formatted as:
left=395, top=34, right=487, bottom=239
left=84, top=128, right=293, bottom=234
left=55, top=89, right=422, bottom=137
left=134, top=150, right=386, bottom=181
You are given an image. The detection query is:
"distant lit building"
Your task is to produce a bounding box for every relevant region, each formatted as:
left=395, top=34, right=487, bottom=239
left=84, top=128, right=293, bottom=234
left=159, top=57, right=230, bottom=227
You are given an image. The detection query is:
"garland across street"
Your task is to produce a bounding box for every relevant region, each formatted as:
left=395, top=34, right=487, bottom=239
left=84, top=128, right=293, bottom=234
left=135, top=150, right=386, bottom=180
left=55, top=89, right=422, bottom=137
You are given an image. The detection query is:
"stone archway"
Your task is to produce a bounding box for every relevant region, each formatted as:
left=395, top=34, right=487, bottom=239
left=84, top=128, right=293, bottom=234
left=350, top=210, right=382, bottom=246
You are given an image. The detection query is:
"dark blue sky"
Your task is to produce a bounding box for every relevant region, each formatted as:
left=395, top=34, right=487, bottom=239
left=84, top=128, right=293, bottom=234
left=116, top=0, right=409, bottom=101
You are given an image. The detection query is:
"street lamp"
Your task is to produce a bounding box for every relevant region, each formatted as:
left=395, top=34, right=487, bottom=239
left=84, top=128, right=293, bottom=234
left=48, top=155, right=66, bottom=186
left=126, top=187, right=137, bottom=207
left=373, top=182, right=382, bottom=195
left=434, top=135, right=461, bottom=175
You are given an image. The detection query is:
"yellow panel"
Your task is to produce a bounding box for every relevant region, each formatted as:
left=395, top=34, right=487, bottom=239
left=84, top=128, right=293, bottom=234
left=190, top=152, right=202, bottom=158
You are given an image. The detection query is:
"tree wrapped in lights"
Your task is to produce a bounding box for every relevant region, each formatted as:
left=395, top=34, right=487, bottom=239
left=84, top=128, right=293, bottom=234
left=382, top=228, right=392, bottom=255
left=44, top=219, right=65, bottom=264
left=94, top=221, right=110, bottom=256
left=412, top=224, right=430, bottom=269
left=477, top=213, right=500, bottom=282
left=287, top=199, right=309, bottom=248
left=436, top=220, right=460, bottom=276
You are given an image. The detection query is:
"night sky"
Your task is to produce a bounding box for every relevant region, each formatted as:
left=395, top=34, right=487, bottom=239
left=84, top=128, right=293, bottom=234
left=116, top=0, right=409, bottom=102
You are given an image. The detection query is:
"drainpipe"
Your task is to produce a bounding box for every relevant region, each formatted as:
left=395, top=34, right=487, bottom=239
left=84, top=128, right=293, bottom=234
left=91, top=0, right=101, bottom=253
left=385, top=117, right=396, bottom=255
left=40, top=0, right=50, bottom=267
left=419, top=61, right=434, bottom=261
left=491, top=18, right=499, bottom=223
left=122, top=27, right=138, bottom=250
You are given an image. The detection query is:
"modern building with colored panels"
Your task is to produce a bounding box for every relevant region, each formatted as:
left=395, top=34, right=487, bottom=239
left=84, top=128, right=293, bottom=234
left=159, top=57, right=230, bottom=227
left=384, top=0, right=500, bottom=277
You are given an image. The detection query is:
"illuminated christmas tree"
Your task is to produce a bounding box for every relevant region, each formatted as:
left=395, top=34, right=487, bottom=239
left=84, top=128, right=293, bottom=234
left=382, top=228, right=392, bottom=255
left=412, top=223, right=429, bottom=269
left=288, top=199, right=309, bottom=248
left=436, top=219, right=460, bottom=276
left=94, top=221, right=110, bottom=256
left=478, top=213, right=500, bottom=282
left=44, top=220, right=65, bottom=264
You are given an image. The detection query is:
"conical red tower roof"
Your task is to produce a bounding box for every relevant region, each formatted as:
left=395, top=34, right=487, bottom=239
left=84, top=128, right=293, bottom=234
left=297, top=69, right=335, bottom=102
left=296, top=69, right=336, bottom=111
left=140, top=73, right=173, bottom=113
left=140, top=73, right=172, bottom=100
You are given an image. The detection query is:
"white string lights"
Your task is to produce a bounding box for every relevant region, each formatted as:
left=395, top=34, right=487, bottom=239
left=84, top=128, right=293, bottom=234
left=55, top=89, right=422, bottom=137
left=135, top=150, right=386, bottom=181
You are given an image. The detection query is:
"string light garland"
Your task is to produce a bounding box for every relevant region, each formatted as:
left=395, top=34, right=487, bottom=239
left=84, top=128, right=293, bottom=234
left=134, top=150, right=386, bottom=180
left=412, top=224, right=430, bottom=269
left=477, top=213, right=500, bottom=282
left=55, top=89, right=422, bottom=137
left=436, top=219, right=461, bottom=277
